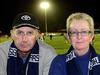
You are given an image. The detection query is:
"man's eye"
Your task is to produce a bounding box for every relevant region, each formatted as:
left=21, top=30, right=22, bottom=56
left=16, top=31, right=23, bottom=35
left=27, top=31, right=35, bottom=36
left=27, top=32, right=33, bottom=35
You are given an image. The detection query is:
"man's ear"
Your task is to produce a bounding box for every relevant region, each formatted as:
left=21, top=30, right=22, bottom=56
left=10, top=30, right=14, bottom=39
left=35, top=29, right=40, bottom=40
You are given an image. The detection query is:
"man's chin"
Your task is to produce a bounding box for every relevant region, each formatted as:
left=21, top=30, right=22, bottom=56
left=18, top=48, right=31, bottom=54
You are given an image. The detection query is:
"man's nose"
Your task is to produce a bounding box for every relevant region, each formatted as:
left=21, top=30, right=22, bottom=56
left=22, top=35, right=28, bottom=41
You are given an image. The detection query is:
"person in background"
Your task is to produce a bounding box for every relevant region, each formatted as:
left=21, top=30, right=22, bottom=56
left=49, top=12, right=100, bottom=75
left=50, top=34, right=53, bottom=40
left=0, top=12, right=57, bottom=75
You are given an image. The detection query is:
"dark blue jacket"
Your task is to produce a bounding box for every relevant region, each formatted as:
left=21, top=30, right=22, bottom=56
left=49, top=45, right=100, bottom=75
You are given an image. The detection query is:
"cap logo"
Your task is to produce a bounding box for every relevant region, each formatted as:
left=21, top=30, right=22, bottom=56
left=21, top=15, right=31, bottom=21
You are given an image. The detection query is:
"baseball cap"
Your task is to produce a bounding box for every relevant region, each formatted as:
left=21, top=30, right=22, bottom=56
left=12, top=12, right=39, bottom=29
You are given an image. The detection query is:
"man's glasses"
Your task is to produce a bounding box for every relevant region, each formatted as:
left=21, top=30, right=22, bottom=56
left=14, top=30, right=35, bottom=36
left=68, top=30, right=92, bottom=37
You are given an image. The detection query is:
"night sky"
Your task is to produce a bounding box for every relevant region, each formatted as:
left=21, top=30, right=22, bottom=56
left=0, top=0, right=100, bottom=34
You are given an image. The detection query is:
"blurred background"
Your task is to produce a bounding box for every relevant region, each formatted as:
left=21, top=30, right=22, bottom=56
left=0, top=0, right=100, bottom=34
left=0, top=0, right=100, bottom=54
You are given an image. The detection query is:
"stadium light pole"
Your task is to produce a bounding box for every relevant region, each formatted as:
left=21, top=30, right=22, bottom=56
left=40, top=1, right=49, bottom=36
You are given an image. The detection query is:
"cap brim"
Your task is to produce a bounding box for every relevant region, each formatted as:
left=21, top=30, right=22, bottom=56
left=13, top=24, right=39, bottom=29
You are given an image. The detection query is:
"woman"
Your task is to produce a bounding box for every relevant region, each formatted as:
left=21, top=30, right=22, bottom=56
left=49, top=12, right=100, bottom=75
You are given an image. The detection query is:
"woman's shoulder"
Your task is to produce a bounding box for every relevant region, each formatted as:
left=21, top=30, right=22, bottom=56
left=52, top=53, right=67, bottom=63
left=97, top=54, right=100, bottom=59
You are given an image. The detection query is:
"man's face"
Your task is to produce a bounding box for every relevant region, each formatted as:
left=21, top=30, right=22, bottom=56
left=11, top=27, right=38, bottom=53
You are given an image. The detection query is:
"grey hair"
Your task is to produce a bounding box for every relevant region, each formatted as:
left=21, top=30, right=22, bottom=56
left=66, top=12, right=94, bottom=35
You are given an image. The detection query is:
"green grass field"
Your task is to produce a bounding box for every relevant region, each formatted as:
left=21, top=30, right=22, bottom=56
left=0, top=34, right=100, bottom=54
left=44, top=34, right=100, bottom=54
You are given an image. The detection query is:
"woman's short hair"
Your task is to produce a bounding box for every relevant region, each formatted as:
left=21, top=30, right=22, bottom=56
left=66, top=12, right=94, bottom=34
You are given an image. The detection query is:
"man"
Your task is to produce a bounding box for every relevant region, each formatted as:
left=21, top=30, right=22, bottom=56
left=0, top=12, right=57, bottom=75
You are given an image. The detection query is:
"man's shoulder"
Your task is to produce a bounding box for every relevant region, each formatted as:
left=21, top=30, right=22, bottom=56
left=0, top=41, right=12, bottom=52
left=0, top=41, right=12, bottom=47
left=38, top=39, right=57, bottom=58
left=0, top=41, right=12, bottom=57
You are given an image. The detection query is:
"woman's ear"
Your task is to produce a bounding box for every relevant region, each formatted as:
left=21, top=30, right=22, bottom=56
left=66, top=33, right=71, bottom=43
left=90, top=35, right=95, bottom=44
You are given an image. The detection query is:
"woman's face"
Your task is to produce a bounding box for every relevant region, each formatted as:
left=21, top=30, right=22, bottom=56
left=68, top=19, right=94, bottom=56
